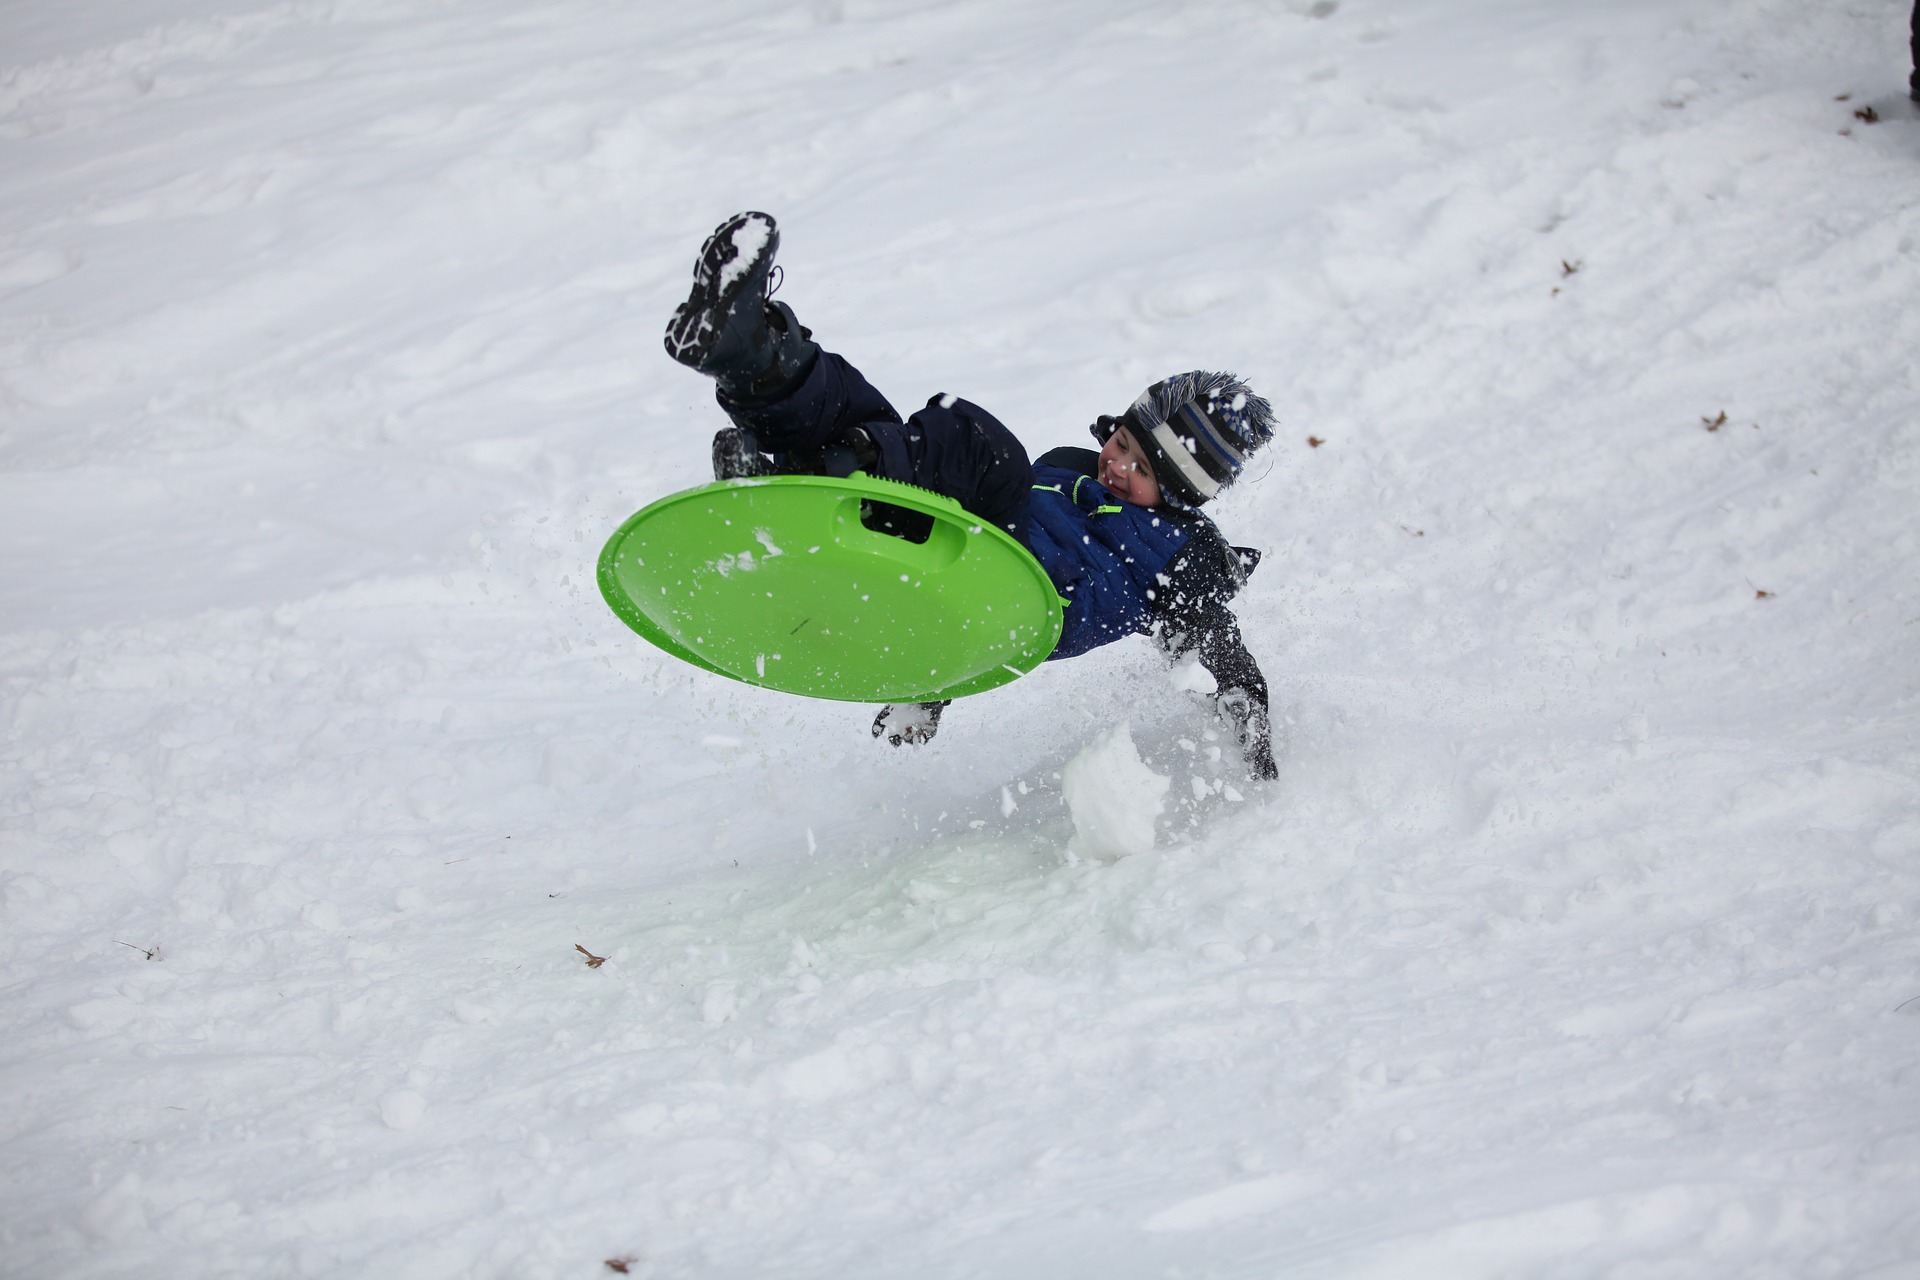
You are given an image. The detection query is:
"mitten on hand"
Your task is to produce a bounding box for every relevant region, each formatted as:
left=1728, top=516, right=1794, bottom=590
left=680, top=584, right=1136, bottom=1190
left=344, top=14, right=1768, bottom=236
left=1215, top=687, right=1277, bottom=780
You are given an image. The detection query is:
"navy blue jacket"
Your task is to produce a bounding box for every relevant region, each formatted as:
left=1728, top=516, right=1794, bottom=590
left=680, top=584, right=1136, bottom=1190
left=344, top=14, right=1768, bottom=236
left=1023, top=447, right=1267, bottom=707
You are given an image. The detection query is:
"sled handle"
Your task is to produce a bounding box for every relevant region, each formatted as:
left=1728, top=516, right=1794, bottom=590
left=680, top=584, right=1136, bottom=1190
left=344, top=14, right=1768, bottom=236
left=828, top=492, right=968, bottom=572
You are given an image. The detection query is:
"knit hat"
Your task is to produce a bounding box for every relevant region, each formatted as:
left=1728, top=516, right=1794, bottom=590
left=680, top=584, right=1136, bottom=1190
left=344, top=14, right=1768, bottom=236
left=1091, top=371, right=1275, bottom=507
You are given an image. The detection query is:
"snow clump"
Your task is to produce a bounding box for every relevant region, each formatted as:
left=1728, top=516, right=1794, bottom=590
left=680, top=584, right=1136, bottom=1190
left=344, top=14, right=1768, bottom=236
left=1061, top=722, right=1170, bottom=860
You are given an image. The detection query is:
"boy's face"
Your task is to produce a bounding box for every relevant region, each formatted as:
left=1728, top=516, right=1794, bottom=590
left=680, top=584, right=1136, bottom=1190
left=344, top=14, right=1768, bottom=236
left=1097, top=424, right=1162, bottom=507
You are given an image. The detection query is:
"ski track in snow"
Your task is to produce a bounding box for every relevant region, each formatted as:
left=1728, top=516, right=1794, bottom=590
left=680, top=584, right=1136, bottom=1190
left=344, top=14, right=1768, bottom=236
left=3, top=0, right=1919, bottom=1276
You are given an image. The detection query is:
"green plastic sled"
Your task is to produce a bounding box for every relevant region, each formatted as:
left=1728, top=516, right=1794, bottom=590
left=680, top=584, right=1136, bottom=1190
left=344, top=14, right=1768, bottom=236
left=597, top=474, right=1063, bottom=704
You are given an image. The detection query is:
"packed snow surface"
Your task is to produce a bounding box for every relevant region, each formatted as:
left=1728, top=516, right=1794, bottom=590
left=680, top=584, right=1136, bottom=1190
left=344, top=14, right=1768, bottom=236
left=3, top=0, right=1919, bottom=1277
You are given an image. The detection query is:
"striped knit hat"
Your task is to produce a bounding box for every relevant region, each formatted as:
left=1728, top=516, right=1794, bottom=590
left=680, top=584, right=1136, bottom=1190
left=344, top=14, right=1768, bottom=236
left=1092, top=371, right=1275, bottom=508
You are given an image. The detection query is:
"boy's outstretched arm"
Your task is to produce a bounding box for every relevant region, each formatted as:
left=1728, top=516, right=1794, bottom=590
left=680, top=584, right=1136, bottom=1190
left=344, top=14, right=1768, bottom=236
left=1158, top=600, right=1276, bottom=780
left=1153, top=534, right=1278, bottom=781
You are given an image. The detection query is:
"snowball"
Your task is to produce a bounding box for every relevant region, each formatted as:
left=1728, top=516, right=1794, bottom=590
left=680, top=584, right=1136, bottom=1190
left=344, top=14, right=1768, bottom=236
left=1062, top=723, right=1170, bottom=860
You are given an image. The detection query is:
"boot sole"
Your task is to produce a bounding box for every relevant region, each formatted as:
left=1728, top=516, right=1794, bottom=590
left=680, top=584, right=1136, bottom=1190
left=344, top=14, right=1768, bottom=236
left=665, top=212, right=780, bottom=367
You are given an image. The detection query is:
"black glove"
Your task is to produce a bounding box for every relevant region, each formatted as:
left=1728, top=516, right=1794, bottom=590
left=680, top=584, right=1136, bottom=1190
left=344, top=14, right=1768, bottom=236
left=872, top=700, right=949, bottom=747
left=822, top=425, right=881, bottom=478
left=1215, top=688, right=1277, bottom=780
left=710, top=426, right=773, bottom=481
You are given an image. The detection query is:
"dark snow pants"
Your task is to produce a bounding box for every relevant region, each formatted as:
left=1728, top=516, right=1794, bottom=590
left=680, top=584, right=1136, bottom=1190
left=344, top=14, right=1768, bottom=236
left=716, top=350, right=1033, bottom=542
left=1912, top=0, right=1919, bottom=99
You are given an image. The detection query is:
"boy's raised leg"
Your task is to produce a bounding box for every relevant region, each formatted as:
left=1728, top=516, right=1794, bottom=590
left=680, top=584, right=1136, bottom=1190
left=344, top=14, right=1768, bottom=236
left=664, top=211, right=811, bottom=396
left=667, top=212, right=903, bottom=479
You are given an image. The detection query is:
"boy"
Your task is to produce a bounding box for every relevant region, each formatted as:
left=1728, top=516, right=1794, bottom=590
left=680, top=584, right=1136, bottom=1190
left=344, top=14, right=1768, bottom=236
left=664, top=212, right=1278, bottom=780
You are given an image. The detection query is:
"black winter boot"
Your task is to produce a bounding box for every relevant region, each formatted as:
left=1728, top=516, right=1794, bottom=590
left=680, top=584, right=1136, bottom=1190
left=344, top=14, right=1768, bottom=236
left=665, top=212, right=817, bottom=401
left=872, top=700, right=949, bottom=747
left=711, top=416, right=878, bottom=483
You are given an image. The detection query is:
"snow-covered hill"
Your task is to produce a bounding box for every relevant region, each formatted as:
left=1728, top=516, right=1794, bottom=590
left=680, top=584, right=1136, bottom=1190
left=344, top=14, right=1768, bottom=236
left=3, top=0, right=1917, bottom=1276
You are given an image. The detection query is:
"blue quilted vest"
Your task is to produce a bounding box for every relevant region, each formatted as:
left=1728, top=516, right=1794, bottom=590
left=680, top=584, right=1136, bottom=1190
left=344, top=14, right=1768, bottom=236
left=1021, top=464, right=1197, bottom=660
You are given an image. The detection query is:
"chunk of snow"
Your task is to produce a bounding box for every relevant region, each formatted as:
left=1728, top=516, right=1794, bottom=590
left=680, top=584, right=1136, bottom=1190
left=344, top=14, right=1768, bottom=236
left=1169, top=656, right=1216, bottom=694
left=1062, top=722, right=1169, bottom=860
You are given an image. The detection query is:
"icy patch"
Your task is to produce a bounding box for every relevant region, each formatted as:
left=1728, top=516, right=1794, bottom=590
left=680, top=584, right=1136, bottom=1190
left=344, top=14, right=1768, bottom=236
left=1062, top=722, right=1169, bottom=860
